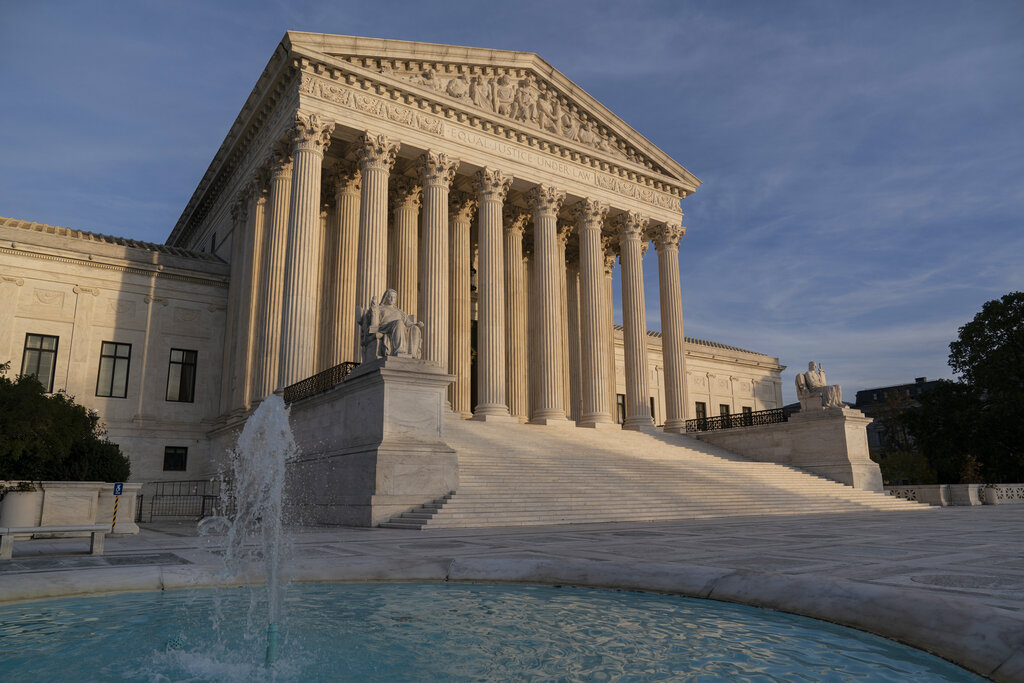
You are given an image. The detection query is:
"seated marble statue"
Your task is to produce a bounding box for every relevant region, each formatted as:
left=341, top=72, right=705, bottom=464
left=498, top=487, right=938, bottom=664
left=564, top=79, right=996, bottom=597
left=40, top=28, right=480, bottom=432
left=795, top=361, right=843, bottom=409
left=356, top=288, right=424, bottom=362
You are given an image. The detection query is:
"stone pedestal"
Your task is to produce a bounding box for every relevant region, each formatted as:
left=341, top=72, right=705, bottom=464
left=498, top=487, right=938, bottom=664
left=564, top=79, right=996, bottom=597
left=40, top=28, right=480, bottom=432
left=696, top=406, right=883, bottom=492
left=287, top=356, right=457, bottom=526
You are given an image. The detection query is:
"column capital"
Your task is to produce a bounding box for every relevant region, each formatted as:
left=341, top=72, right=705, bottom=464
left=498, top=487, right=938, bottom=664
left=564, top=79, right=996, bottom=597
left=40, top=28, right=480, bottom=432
left=528, top=184, right=565, bottom=216
left=267, top=140, right=293, bottom=179
left=653, top=223, right=686, bottom=251
left=571, top=198, right=609, bottom=230
left=420, top=149, right=459, bottom=188
left=357, top=131, right=400, bottom=172
left=503, top=206, right=530, bottom=236
left=601, top=235, right=618, bottom=273
left=230, top=195, right=248, bottom=224
left=614, top=211, right=650, bottom=242
left=556, top=222, right=575, bottom=248
left=326, top=162, right=361, bottom=196
left=474, top=168, right=513, bottom=202
left=449, top=190, right=477, bottom=222
left=390, top=175, right=423, bottom=212
left=292, top=110, right=335, bottom=155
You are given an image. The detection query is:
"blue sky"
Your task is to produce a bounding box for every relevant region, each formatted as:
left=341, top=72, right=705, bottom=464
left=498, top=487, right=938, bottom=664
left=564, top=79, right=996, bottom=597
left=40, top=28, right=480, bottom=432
left=2, top=0, right=1021, bottom=402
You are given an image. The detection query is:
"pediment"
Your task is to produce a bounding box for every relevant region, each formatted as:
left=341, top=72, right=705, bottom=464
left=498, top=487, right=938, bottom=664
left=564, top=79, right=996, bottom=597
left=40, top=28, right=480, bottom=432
left=285, top=32, right=700, bottom=191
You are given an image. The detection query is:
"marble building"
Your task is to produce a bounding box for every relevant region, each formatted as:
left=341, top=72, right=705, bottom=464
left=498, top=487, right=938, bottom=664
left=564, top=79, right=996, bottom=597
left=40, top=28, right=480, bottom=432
left=0, top=33, right=785, bottom=483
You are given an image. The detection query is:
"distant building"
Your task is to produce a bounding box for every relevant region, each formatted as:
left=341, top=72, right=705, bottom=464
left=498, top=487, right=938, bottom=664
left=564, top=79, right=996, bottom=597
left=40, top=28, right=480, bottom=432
left=855, top=377, right=941, bottom=451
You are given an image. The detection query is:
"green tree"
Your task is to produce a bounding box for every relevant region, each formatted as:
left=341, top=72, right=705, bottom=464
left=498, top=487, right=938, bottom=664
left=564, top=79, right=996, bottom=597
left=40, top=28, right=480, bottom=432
left=905, top=292, right=1024, bottom=483
left=0, top=362, right=130, bottom=482
left=871, top=389, right=936, bottom=485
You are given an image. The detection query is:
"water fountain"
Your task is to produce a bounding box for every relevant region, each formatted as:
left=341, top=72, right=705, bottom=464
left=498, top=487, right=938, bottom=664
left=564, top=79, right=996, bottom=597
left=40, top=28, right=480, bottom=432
left=213, top=392, right=295, bottom=667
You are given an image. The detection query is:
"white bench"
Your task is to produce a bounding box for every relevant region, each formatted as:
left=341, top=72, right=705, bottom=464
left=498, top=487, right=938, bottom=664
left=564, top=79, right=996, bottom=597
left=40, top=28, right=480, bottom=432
left=0, top=524, right=108, bottom=559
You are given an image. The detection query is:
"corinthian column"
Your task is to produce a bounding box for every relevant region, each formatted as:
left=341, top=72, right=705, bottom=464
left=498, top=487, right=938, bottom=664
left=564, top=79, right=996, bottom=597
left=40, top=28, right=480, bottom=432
left=575, top=200, right=614, bottom=427
left=654, top=223, right=688, bottom=432
left=601, top=237, right=618, bottom=419
left=241, top=179, right=268, bottom=407
left=448, top=192, right=475, bottom=417
left=388, top=176, right=422, bottom=315
left=528, top=185, right=571, bottom=425
left=252, top=143, right=292, bottom=400
left=418, top=150, right=459, bottom=368
left=556, top=223, right=574, bottom=416
left=220, top=196, right=248, bottom=415
left=355, top=132, right=399, bottom=315
left=503, top=208, right=530, bottom=421
left=474, top=168, right=515, bottom=420
left=617, top=211, right=654, bottom=431
left=330, top=165, right=361, bottom=364
left=279, top=111, right=334, bottom=389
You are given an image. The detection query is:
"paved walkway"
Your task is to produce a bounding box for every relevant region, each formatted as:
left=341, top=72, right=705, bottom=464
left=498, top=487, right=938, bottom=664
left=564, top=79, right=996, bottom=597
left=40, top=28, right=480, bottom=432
left=1, top=506, right=1022, bottom=680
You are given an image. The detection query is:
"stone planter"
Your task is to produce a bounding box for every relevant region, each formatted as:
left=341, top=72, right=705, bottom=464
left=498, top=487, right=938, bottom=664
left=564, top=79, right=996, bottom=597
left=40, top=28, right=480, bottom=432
left=0, top=487, right=44, bottom=532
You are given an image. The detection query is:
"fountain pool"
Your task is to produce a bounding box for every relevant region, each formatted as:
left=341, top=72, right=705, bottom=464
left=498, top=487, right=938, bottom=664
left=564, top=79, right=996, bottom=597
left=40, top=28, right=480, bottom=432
left=0, top=581, right=980, bottom=681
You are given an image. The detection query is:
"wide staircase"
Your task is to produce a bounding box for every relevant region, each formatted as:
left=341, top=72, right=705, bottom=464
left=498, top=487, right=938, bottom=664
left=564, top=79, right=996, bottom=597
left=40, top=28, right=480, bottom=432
left=380, top=418, right=931, bottom=529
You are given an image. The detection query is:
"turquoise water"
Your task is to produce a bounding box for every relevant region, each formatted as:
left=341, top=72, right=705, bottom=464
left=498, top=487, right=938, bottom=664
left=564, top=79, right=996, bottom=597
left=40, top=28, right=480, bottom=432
left=0, top=582, right=979, bottom=682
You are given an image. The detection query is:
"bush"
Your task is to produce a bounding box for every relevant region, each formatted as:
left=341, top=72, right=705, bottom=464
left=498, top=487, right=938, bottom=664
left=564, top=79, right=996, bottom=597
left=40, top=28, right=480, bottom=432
left=0, top=362, right=130, bottom=482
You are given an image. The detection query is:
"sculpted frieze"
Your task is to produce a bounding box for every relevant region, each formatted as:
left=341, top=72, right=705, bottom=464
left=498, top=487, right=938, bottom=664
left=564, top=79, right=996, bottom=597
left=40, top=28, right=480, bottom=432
left=372, top=61, right=658, bottom=169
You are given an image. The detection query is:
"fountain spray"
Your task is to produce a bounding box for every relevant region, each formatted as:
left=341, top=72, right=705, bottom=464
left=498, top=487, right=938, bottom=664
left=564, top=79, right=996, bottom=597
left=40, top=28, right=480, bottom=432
left=221, top=393, right=296, bottom=668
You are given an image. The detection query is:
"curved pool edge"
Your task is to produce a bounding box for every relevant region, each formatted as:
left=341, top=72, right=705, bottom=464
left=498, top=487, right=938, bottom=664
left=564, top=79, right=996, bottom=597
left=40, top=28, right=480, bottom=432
left=1, top=557, right=1021, bottom=682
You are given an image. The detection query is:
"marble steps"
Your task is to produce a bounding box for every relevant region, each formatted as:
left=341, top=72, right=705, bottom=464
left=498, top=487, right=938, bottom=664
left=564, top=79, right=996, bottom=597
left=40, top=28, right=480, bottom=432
left=378, top=419, right=930, bottom=529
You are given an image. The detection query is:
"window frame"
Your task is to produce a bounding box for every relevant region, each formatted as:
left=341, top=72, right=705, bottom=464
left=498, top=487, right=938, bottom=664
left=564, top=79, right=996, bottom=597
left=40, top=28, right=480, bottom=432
left=21, top=333, right=59, bottom=393
left=165, top=348, right=198, bottom=403
left=95, top=341, right=132, bottom=399
left=163, top=446, right=188, bottom=472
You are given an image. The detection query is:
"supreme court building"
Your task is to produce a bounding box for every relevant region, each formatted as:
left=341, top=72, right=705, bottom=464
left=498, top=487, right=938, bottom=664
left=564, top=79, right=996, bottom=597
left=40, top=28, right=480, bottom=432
left=0, top=33, right=784, bottom=484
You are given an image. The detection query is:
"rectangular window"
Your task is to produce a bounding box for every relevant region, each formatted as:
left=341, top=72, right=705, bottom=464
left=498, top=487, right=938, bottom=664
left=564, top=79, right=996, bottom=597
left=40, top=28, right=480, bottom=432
left=21, top=333, right=59, bottom=392
left=695, top=402, right=707, bottom=420
left=166, top=349, right=197, bottom=402
left=163, top=446, right=188, bottom=472
left=742, top=406, right=752, bottom=415
left=96, top=341, right=131, bottom=398
left=720, top=404, right=731, bottom=416
left=616, top=393, right=626, bottom=424
left=741, top=405, right=753, bottom=426
left=649, top=396, right=656, bottom=424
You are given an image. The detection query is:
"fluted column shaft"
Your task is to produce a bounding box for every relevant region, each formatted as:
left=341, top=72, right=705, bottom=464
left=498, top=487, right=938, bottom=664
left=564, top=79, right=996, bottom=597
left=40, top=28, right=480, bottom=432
left=241, top=187, right=267, bottom=406
left=576, top=200, right=613, bottom=425
left=279, top=111, right=334, bottom=389
left=504, top=211, right=530, bottom=421
left=529, top=185, right=569, bottom=423
left=389, top=177, right=422, bottom=315
left=602, top=238, right=618, bottom=420
left=566, top=261, right=582, bottom=422
left=448, top=193, right=475, bottom=417
left=315, top=202, right=333, bottom=372
left=333, top=167, right=361, bottom=364
left=253, top=147, right=292, bottom=400
left=656, top=224, right=688, bottom=432
left=220, top=197, right=248, bottom=415
left=618, top=211, right=654, bottom=430
left=556, top=224, right=573, bottom=416
left=355, top=132, right=399, bottom=315
left=474, top=169, right=514, bottom=419
left=419, top=150, right=459, bottom=368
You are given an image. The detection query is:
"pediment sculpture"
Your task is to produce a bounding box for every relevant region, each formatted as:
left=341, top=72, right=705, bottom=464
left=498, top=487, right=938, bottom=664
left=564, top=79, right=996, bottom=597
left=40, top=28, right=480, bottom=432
left=795, top=361, right=843, bottom=410
left=356, top=288, right=425, bottom=362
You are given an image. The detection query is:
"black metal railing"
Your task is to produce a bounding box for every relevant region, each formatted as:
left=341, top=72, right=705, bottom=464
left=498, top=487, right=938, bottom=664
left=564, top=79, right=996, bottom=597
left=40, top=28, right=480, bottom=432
left=685, top=407, right=788, bottom=433
left=136, top=479, right=223, bottom=523
left=282, top=361, right=359, bottom=404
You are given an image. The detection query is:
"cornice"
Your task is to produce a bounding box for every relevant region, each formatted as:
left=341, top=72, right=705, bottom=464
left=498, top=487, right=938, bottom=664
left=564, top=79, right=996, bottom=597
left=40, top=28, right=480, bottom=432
left=0, top=246, right=229, bottom=289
